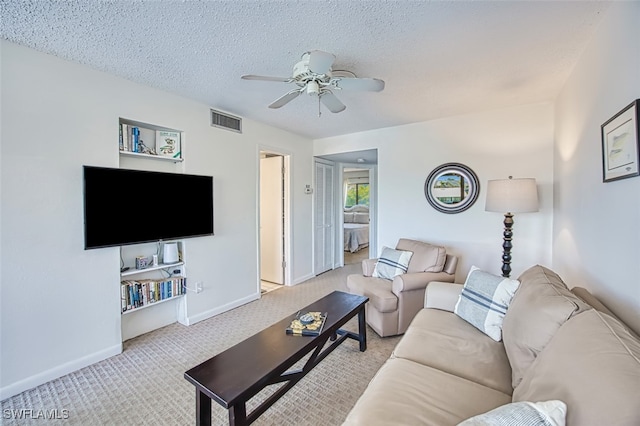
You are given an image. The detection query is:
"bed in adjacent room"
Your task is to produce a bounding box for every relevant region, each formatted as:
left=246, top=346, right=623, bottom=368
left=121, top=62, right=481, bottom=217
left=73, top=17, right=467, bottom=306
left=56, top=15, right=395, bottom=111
left=343, top=205, right=369, bottom=253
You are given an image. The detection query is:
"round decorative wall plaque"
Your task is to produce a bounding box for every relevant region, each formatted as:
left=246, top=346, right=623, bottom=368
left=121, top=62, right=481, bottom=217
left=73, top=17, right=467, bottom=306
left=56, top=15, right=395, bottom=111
left=424, top=163, right=480, bottom=214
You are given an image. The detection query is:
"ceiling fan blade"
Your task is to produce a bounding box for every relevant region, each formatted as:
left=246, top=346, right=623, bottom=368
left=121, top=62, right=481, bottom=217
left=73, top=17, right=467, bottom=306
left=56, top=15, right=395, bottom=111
left=320, top=92, right=346, bottom=113
left=307, top=50, right=336, bottom=75
left=335, top=77, right=385, bottom=92
left=241, top=74, right=291, bottom=83
left=268, top=89, right=302, bottom=109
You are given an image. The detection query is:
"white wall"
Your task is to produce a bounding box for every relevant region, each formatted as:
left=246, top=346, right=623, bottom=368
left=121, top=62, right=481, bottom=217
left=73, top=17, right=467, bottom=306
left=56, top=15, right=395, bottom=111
left=554, top=1, right=640, bottom=333
left=315, top=103, right=554, bottom=281
left=0, top=41, right=314, bottom=398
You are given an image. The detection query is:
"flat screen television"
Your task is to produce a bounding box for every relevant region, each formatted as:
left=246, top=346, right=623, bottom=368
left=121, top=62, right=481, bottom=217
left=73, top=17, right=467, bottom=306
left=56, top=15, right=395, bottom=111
left=83, top=165, right=214, bottom=249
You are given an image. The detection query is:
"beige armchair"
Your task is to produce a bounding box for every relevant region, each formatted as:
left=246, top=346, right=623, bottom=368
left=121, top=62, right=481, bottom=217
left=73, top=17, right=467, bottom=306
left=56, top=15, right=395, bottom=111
left=346, top=238, right=458, bottom=337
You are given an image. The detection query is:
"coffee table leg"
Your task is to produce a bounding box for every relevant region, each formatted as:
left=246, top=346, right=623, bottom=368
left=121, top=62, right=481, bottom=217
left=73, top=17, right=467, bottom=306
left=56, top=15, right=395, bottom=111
left=358, top=306, right=367, bottom=352
left=228, top=403, right=248, bottom=426
left=196, top=389, right=212, bottom=426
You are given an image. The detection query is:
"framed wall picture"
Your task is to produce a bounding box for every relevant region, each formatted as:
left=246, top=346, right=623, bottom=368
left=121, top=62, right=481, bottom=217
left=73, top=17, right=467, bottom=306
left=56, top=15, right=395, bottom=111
left=601, top=99, right=640, bottom=182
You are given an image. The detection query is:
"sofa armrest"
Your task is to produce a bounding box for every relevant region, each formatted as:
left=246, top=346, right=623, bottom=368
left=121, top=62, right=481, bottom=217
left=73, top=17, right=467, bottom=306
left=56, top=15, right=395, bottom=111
left=392, top=271, right=455, bottom=295
left=361, top=258, right=378, bottom=277
left=424, top=281, right=463, bottom=312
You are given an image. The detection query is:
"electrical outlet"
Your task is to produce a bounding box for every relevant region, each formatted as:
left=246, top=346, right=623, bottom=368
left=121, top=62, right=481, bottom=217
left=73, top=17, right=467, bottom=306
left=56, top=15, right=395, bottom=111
left=196, top=282, right=203, bottom=293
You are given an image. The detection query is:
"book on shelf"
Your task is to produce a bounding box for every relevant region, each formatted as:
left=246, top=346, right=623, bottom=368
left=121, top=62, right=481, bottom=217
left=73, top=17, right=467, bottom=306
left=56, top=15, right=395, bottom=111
left=285, top=311, right=327, bottom=336
left=120, top=123, right=130, bottom=152
left=156, top=130, right=181, bottom=159
left=131, top=127, right=140, bottom=153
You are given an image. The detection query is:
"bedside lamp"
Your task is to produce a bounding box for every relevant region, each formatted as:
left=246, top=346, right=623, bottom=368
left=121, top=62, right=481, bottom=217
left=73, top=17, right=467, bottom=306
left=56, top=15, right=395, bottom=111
left=485, top=176, right=538, bottom=278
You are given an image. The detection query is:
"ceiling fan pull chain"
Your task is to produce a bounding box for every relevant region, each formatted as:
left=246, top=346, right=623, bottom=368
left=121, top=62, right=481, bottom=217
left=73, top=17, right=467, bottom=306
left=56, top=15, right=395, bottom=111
left=318, top=96, right=322, bottom=117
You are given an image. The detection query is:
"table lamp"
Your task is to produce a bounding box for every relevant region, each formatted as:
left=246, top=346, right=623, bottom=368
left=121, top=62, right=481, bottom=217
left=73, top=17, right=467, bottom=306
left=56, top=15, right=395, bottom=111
left=485, top=176, right=538, bottom=277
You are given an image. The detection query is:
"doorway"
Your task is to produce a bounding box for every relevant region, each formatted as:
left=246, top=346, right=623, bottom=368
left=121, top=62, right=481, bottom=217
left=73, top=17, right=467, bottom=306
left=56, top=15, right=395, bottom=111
left=314, top=149, right=378, bottom=271
left=342, top=165, right=374, bottom=265
left=259, top=151, right=289, bottom=294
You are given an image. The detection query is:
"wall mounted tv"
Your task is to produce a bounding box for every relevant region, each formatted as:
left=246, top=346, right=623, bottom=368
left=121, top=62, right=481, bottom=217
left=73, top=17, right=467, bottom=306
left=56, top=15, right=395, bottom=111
left=83, top=165, right=214, bottom=249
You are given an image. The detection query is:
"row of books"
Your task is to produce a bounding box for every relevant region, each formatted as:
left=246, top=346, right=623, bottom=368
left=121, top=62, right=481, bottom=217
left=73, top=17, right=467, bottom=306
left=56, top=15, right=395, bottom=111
left=119, top=123, right=143, bottom=153
left=121, top=276, right=186, bottom=313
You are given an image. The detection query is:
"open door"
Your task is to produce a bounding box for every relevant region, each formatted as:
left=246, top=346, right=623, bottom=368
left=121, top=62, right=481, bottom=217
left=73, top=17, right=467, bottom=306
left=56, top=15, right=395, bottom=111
left=260, top=155, right=284, bottom=284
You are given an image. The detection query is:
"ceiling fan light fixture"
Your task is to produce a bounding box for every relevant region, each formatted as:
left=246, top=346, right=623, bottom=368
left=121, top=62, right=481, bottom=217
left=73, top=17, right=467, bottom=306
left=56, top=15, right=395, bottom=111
left=307, top=80, right=320, bottom=95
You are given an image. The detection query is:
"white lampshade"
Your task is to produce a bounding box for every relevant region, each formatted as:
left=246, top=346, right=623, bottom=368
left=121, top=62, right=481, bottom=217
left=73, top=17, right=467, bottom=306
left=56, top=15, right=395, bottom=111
left=485, top=178, right=539, bottom=213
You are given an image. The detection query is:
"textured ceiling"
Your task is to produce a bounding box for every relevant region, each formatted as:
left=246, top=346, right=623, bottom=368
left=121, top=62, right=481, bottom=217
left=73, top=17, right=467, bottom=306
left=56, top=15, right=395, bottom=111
left=1, top=1, right=611, bottom=140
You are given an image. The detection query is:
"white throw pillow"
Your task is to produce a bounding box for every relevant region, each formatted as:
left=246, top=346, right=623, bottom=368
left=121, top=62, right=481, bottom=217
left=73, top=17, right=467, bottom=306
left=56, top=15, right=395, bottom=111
left=372, top=247, right=413, bottom=280
left=457, top=400, right=567, bottom=426
left=454, top=266, right=520, bottom=341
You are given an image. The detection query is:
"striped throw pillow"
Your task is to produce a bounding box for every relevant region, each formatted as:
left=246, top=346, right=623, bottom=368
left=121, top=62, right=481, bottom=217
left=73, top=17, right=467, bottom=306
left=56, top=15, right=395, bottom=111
left=372, top=247, right=413, bottom=280
left=454, top=266, right=520, bottom=341
left=457, top=400, right=567, bottom=426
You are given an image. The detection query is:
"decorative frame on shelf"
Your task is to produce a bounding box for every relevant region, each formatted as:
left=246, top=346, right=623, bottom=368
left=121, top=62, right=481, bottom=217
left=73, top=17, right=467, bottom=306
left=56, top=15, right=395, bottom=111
left=601, top=99, right=640, bottom=183
left=424, top=163, right=479, bottom=214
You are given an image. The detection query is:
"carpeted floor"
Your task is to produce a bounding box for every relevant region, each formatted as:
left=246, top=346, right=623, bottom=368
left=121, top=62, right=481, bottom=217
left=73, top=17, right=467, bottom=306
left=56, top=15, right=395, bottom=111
left=344, top=248, right=369, bottom=265
left=1, top=263, right=401, bottom=425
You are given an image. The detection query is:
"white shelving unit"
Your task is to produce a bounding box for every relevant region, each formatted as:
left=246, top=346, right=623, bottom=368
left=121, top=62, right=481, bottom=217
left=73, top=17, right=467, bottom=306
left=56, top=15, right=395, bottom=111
left=119, top=242, right=187, bottom=315
left=121, top=261, right=184, bottom=278
left=117, top=117, right=188, bottom=341
left=119, top=150, right=180, bottom=162
left=119, top=118, right=183, bottom=163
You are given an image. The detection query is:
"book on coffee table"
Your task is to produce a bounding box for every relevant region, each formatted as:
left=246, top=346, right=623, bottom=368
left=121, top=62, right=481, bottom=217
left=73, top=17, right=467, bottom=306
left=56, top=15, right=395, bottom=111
left=286, top=311, right=327, bottom=336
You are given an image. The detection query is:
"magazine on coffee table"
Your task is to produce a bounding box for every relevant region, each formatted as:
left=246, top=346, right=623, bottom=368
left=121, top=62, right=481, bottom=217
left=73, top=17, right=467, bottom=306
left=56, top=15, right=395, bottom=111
left=286, top=311, right=327, bottom=336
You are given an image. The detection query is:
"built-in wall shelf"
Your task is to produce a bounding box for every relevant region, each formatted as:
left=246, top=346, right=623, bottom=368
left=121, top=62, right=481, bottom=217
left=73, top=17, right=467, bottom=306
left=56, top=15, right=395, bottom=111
left=121, top=261, right=184, bottom=277
left=119, top=117, right=183, bottom=163
left=117, top=115, right=188, bottom=341
left=119, top=150, right=183, bottom=162
left=119, top=241, right=186, bottom=316
left=121, top=294, right=185, bottom=315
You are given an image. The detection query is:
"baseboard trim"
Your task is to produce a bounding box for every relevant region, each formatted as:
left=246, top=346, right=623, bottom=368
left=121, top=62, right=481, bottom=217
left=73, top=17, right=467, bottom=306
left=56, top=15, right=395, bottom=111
left=184, top=293, right=260, bottom=325
left=292, top=273, right=315, bottom=285
left=0, top=343, right=122, bottom=401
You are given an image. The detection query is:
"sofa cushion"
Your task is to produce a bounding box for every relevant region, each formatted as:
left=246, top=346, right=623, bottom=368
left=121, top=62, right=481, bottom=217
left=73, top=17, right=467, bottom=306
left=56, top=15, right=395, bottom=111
left=396, top=238, right=446, bottom=273
left=513, top=310, right=640, bottom=426
left=346, top=274, right=397, bottom=312
left=372, top=246, right=413, bottom=280
left=342, top=358, right=512, bottom=426
left=570, top=286, right=616, bottom=317
left=458, top=400, right=567, bottom=426
left=502, top=265, right=590, bottom=388
left=392, top=308, right=514, bottom=395
left=454, top=266, right=520, bottom=342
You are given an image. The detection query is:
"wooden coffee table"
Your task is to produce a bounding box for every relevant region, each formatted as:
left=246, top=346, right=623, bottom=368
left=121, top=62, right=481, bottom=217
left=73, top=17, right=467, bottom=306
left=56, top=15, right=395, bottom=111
left=184, top=290, right=368, bottom=426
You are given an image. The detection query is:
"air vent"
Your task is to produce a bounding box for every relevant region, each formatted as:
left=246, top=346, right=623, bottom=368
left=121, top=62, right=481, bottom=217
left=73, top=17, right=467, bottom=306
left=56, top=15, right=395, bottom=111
left=211, top=109, right=242, bottom=133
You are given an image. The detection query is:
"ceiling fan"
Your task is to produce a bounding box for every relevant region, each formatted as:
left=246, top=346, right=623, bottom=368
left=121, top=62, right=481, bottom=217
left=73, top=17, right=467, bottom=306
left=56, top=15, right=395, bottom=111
left=241, top=50, right=385, bottom=115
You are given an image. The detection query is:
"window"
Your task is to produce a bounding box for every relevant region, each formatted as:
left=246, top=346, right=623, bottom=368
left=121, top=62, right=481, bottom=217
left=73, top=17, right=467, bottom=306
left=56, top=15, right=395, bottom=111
left=345, top=183, right=369, bottom=208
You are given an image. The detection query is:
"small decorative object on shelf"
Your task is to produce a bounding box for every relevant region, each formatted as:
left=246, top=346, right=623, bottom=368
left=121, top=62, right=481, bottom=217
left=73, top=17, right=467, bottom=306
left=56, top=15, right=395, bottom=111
left=286, top=311, right=327, bottom=336
left=156, top=130, right=181, bottom=159
left=135, top=256, right=148, bottom=269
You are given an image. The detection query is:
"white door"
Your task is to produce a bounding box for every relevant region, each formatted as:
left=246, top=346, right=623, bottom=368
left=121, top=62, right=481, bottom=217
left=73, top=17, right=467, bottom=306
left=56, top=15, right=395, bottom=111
left=260, top=155, right=284, bottom=284
left=314, top=160, right=335, bottom=275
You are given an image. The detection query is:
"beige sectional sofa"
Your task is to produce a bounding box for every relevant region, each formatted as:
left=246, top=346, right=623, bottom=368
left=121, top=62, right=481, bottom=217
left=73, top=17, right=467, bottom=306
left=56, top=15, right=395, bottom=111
left=343, top=265, right=640, bottom=426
